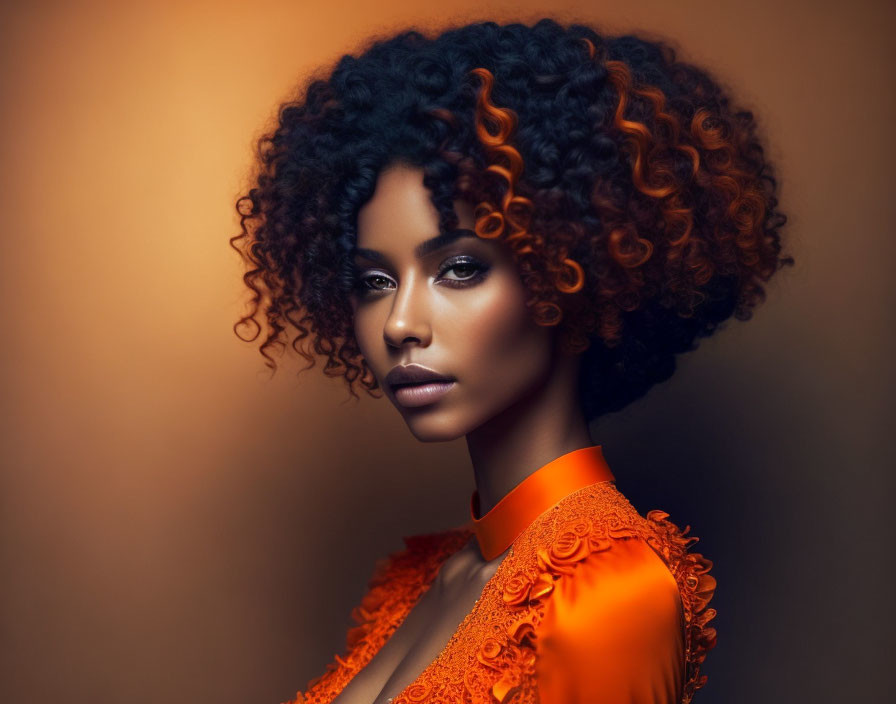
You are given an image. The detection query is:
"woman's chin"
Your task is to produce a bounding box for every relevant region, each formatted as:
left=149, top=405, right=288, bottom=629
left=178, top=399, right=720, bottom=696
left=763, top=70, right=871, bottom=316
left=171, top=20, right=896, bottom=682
left=398, top=409, right=471, bottom=443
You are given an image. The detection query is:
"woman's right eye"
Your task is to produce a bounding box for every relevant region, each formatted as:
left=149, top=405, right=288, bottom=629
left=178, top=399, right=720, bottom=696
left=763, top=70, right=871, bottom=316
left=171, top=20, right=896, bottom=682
left=355, top=272, right=395, bottom=292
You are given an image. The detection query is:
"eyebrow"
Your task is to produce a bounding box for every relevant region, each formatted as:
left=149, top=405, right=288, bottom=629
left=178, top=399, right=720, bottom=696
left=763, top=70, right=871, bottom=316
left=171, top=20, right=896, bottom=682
left=353, top=228, right=478, bottom=265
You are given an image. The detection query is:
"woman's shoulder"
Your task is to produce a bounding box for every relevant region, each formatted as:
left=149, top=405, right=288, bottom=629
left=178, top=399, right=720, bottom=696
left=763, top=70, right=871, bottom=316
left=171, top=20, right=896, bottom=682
left=366, top=526, right=473, bottom=587
left=347, top=526, right=472, bottom=631
left=503, top=480, right=718, bottom=703
left=292, top=527, right=472, bottom=702
left=533, top=528, right=688, bottom=703
left=495, top=480, right=682, bottom=600
left=524, top=480, right=716, bottom=614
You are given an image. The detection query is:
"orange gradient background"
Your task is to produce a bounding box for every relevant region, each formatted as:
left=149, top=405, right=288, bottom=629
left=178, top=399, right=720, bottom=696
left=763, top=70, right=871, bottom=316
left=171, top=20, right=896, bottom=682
left=1, top=1, right=893, bottom=703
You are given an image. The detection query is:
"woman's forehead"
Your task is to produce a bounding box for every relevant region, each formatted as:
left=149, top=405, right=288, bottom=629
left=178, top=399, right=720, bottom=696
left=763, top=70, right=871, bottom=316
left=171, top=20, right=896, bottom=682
left=356, top=164, right=476, bottom=251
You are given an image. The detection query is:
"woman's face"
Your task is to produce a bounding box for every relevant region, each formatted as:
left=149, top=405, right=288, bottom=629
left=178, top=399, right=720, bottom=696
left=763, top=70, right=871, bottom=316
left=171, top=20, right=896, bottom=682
left=350, top=163, right=557, bottom=442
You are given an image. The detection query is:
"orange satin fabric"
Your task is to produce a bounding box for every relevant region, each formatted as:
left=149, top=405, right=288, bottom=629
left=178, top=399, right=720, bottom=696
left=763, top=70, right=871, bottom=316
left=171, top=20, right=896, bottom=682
left=535, top=535, right=685, bottom=703
left=289, top=446, right=717, bottom=704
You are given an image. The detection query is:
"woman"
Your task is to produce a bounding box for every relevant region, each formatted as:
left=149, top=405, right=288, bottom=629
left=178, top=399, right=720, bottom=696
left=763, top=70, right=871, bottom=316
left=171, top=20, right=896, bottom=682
left=231, top=18, right=793, bottom=704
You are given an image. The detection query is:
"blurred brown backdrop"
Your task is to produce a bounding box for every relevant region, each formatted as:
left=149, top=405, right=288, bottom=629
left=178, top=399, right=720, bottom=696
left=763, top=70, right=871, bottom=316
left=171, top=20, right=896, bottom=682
left=1, top=0, right=893, bottom=702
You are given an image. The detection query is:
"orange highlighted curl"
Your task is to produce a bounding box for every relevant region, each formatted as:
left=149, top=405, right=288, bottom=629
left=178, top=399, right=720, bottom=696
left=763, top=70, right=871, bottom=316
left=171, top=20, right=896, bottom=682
left=469, top=67, right=586, bottom=324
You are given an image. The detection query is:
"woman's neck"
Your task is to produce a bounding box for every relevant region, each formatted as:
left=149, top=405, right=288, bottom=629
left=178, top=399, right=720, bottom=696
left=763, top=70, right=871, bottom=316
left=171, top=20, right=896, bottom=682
left=465, top=346, right=592, bottom=517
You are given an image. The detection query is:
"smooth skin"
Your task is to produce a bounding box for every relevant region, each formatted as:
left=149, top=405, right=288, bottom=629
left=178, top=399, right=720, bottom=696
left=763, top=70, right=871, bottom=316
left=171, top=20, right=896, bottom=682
left=336, top=163, right=596, bottom=703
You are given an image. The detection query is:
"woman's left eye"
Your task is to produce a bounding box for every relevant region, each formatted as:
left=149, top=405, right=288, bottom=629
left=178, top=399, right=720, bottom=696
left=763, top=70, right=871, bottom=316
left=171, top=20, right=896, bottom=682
left=437, top=257, right=489, bottom=286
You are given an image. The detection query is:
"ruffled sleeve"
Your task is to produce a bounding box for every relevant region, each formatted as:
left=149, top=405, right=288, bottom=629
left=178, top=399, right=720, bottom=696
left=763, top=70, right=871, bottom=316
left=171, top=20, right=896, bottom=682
left=535, top=535, right=685, bottom=704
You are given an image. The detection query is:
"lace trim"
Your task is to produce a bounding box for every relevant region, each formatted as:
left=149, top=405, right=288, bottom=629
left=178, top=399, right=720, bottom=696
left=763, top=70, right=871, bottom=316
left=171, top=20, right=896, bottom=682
left=287, top=483, right=717, bottom=704
left=643, top=510, right=718, bottom=704
left=286, top=530, right=471, bottom=704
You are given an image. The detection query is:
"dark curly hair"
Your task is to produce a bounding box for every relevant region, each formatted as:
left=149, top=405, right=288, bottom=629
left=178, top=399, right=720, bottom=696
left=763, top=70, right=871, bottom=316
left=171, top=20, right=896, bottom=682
left=231, top=18, right=794, bottom=422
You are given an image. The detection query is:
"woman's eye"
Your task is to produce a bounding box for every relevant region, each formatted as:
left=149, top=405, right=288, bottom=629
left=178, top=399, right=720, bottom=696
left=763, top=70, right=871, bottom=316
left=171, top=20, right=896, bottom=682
left=443, top=263, right=478, bottom=280
left=355, top=272, right=395, bottom=291
left=438, top=258, right=489, bottom=286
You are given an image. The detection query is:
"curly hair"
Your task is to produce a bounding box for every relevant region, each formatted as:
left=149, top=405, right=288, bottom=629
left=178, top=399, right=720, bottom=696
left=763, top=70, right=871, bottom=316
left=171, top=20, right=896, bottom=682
left=231, top=18, right=794, bottom=422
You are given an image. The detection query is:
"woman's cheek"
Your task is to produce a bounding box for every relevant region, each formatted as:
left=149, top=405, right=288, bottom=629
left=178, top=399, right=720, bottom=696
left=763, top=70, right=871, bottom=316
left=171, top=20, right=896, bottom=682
left=465, top=288, right=547, bottom=394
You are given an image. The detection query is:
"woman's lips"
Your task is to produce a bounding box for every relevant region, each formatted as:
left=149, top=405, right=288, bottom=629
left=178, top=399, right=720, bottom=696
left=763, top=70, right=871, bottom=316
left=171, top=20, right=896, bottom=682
left=393, top=380, right=456, bottom=408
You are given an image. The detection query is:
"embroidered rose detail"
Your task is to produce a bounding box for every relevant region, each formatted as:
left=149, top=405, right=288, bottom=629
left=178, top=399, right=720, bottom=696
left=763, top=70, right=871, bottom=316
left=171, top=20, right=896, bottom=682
left=477, top=637, right=503, bottom=669
left=587, top=532, right=612, bottom=553
left=502, top=572, right=533, bottom=607
left=568, top=518, right=592, bottom=536
left=537, top=523, right=592, bottom=575
left=552, top=528, right=587, bottom=560
left=403, top=682, right=430, bottom=702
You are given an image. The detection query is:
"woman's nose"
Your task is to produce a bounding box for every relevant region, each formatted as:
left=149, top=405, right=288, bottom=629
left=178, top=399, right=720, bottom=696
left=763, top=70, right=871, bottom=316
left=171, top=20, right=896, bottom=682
left=383, top=273, right=432, bottom=349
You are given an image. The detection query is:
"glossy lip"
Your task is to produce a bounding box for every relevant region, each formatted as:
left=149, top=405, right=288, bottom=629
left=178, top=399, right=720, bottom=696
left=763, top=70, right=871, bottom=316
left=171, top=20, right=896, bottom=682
left=393, top=380, right=456, bottom=408
left=385, top=363, right=454, bottom=390
left=385, top=363, right=456, bottom=409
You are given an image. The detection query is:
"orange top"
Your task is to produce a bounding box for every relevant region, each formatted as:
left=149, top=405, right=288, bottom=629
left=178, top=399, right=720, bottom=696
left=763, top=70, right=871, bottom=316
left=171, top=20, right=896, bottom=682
left=289, top=445, right=718, bottom=704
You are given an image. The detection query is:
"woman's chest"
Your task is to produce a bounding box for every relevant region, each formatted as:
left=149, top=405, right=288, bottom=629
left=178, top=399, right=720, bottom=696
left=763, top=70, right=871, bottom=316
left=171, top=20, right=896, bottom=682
left=330, top=540, right=507, bottom=704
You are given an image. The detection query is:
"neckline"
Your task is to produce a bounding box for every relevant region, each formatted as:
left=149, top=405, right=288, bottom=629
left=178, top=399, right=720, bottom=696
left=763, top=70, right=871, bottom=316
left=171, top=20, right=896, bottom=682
left=467, top=445, right=615, bottom=561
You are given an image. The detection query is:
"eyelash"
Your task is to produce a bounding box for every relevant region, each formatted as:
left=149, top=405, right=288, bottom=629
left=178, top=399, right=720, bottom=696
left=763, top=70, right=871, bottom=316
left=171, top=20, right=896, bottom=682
left=355, top=256, right=490, bottom=294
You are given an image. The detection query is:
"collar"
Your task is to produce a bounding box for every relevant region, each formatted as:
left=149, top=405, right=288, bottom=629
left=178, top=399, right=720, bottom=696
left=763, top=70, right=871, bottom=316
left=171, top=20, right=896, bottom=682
left=468, top=445, right=615, bottom=561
